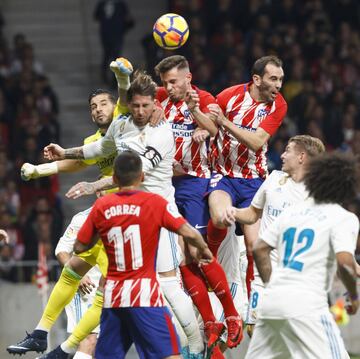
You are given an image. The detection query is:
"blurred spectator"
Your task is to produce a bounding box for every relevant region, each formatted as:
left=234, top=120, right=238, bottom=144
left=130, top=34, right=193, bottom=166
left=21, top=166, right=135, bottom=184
left=0, top=244, right=18, bottom=282
left=0, top=210, right=24, bottom=261
left=94, top=0, right=134, bottom=85
left=0, top=11, right=63, bottom=282
left=160, top=0, right=360, bottom=165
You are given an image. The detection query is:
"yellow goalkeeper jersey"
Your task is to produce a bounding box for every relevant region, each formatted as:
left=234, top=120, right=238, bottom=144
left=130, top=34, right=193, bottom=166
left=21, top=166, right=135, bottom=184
left=82, top=100, right=129, bottom=176
left=82, top=130, right=116, bottom=177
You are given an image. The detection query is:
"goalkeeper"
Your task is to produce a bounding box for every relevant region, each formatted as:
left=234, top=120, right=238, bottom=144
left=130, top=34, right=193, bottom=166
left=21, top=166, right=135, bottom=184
left=7, top=59, right=133, bottom=357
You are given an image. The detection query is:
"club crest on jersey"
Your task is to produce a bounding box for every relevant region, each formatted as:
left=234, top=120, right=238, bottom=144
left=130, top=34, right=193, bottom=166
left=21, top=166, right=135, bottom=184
left=181, top=109, right=194, bottom=124
left=255, top=108, right=270, bottom=122
left=119, top=120, right=126, bottom=133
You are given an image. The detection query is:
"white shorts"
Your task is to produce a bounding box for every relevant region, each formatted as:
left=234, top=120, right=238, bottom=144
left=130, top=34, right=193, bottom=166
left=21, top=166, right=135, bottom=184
left=246, top=311, right=350, bottom=359
left=209, top=280, right=247, bottom=322
left=55, top=208, right=92, bottom=256
left=217, top=226, right=248, bottom=319
left=155, top=227, right=182, bottom=273
left=65, top=265, right=102, bottom=333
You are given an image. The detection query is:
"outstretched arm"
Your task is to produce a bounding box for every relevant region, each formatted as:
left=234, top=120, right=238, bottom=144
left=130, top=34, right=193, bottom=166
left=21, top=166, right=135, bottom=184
left=21, top=159, right=87, bottom=181
left=110, top=57, right=133, bottom=108
left=337, top=252, right=359, bottom=315
left=208, top=104, right=270, bottom=152
left=253, top=239, right=273, bottom=284
left=177, top=222, right=213, bottom=263
left=66, top=176, right=116, bottom=199
left=222, top=205, right=262, bottom=226
left=185, top=89, right=218, bottom=137
left=43, top=143, right=84, bottom=161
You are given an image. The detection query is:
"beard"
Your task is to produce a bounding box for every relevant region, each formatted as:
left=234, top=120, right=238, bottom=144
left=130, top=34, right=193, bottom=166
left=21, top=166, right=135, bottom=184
left=258, top=82, right=274, bottom=103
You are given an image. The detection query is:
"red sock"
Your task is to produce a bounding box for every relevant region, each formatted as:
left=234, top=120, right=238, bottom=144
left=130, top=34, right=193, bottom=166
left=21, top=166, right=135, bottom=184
left=246, top=254, right=254, bottom=299
left=207, top=219, right=228, bottom=257
left=200, top=260, right=239, bottom=318
left=180, top=263, right=216, bottom=323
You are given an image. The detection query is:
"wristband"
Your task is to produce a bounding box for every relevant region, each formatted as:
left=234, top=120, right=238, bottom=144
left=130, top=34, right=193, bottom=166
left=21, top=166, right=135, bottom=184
left=116, top=74, right=130, bottom=90
left=36, top=162, right=59, bottom=177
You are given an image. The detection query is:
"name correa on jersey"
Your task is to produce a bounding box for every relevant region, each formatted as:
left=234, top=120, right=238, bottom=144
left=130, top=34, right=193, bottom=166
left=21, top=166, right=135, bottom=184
left=77, top=191, right=187, bottom=308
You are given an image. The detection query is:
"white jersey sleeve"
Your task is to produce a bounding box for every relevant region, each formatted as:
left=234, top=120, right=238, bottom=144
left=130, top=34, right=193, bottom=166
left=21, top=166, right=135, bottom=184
left=251, top=172, right=274, bottom=209
left=83, top=119, right=118, bottom=159
left=55, top=208, right=92, bottom=255
left=330, top=212, right=359, bottom=254
left=140, top=121, right=175, bottom=174
left=259, top=212, right=281, bottom=249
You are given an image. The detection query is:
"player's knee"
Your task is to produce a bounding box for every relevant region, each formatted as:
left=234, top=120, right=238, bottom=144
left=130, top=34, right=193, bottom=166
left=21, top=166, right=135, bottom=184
left=211, top=216, right=226, bottom=229
left=78, top=333, right=97, bottom=355
left=68, top=256, right=93, bottom=276
left=158, top=269, right=177, bottom=278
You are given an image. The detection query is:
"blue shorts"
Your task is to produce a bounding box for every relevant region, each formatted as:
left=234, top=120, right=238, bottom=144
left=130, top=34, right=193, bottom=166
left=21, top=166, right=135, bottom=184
left=173, top=175, right=210, bottom=234
left=207, top=173, right=264, bottom=208
left=95, top=307, right=180, bottom=359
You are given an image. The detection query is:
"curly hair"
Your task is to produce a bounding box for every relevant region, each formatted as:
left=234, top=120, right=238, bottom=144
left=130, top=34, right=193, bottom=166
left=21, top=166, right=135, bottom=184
left=304, top=152, right=359, bottom=205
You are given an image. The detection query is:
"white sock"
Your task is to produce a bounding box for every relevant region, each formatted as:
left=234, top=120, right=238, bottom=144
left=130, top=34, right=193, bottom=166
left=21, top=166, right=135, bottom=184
left=60, top=341, right=76, bottom=354
left=159, top=276, right=204, bottom=354
left=73, top=351, right=92, bottom=359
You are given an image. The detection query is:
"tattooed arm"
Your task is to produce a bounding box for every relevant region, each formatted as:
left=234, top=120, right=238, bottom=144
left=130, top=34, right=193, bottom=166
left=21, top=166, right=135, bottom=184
left=66, top=176, right=116, bottom=199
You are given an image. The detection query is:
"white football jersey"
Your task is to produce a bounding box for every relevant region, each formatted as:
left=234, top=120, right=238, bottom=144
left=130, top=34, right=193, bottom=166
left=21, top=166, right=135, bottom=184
left=259, top=199, right=359, bottom=319
left=252, top=170, right=308, bottom=265
left=83, top=115, right=176, bottom=201
left=252, top=170, right=308, bottom=238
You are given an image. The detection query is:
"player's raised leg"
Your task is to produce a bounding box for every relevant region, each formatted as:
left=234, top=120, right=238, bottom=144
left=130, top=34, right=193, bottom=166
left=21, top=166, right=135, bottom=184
left=7, top=256, right=92, bottom=355
left=157, top=228, right=204, bottom=358
left=207, top=189, right=232, bottom=257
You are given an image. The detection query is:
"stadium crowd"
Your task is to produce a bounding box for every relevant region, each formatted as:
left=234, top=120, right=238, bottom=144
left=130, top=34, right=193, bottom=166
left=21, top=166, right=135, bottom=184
left=143, top=0, right=360, bottom=155
left=0, top=11, right=63, bottom=282
left=143, top=0, right=360, bottom=248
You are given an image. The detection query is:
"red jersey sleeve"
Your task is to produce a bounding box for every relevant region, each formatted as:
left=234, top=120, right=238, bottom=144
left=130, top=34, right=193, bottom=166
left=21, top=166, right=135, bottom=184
left=259, top=95, right=288, bottom=136
left=151, top=196, right=187, bottom=232
left=156, top=87, right=168, bottom=103
left=77, top=205, right=99, bottom=245
left=197, top=88, right=216, bottom=114
left=216, top=85, right=244, bottom=114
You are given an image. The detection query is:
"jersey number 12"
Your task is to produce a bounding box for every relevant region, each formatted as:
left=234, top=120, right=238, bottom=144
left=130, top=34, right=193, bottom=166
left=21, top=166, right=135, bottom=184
left=282, top=227, right=314, bottom=272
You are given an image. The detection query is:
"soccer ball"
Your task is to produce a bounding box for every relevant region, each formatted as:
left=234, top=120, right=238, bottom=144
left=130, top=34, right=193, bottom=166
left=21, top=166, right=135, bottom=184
left=153, top=13, right=189, bottom=50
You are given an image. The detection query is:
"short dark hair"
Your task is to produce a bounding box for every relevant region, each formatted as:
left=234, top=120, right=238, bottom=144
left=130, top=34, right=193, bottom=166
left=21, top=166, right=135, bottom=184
left=127, top=70, right=157, bottom=103
left=88, top=89, right=116, bottom=104
left=251, top=55, right=283, bottom=77
left=304, top=152, right=358, bottom=205
left=154, top=55, right=189, bottom=76
left=288, top=135, right=325, bottom=158
left=113, top=151, right=143, bottom=186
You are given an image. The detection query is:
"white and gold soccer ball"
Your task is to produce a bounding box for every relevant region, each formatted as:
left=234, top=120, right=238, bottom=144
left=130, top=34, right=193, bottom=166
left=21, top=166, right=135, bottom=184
left=153, top=13, right=189, bottom=50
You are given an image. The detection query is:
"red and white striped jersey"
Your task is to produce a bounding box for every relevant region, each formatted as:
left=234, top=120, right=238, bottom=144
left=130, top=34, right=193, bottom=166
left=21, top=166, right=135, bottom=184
left=210, top=82, right=287, bottom=179
left=77, top=191, right=186, bottom=308
left=157, top=85, right=215, bottom=178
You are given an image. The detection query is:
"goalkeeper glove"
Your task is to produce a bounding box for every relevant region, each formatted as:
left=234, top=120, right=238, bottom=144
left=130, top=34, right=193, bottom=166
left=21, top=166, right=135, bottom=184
left=109, top=57, right=133, bottom=90
left=21, top=162, right=58, bottom=181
